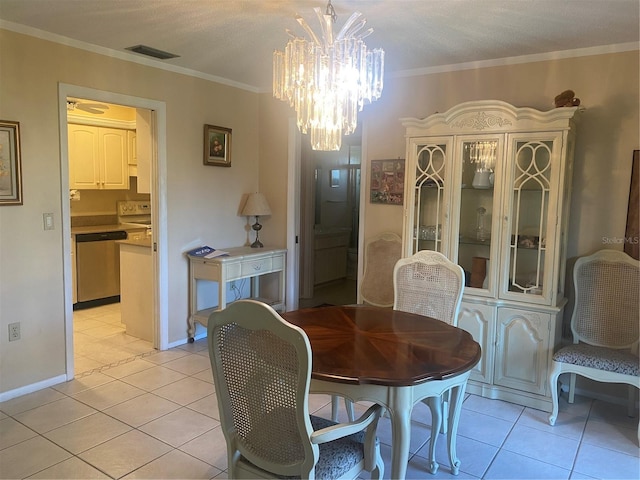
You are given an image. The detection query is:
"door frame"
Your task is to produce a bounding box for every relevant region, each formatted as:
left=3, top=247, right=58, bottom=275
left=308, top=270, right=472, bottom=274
left=286, top=119, right=367, bottom=308
left=58, top=84, right=168, bottom=379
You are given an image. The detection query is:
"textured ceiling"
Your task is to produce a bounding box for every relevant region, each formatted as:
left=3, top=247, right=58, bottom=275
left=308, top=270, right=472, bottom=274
left=1, top=0, right=638, bottom=92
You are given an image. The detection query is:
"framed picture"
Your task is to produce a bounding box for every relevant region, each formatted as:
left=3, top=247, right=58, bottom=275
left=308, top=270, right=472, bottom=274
left=0, top=120, right=22, bottom=205
left=370, top=158, right=405, bottom=205
left=204, top=124, right=232, bottom=167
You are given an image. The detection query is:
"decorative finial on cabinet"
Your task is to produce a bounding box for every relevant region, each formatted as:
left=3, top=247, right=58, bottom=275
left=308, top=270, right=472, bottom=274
left=554, top=90, right=580, bottom=108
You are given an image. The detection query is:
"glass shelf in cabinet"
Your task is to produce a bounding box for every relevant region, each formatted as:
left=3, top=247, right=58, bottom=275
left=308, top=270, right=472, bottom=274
left=459, top=236, right=491, bottom=246
left=461, top=184, right=494, bottom=190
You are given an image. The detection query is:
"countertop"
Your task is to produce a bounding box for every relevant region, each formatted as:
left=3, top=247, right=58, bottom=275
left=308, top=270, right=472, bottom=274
left=117, top=237, right=152, bottom=248
left=71, top=224, right=147, bottom=235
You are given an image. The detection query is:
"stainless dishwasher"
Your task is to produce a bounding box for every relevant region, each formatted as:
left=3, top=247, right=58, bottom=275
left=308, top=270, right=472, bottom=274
left=75, top=230, right=127, bottom=304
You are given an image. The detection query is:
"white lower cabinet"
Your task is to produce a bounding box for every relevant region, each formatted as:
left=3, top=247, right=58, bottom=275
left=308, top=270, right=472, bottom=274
left=462, top=300, right=563, bottom=411
left=458, top=300, right=494, bottom=384
left=494, top=307, right=551, bottom=395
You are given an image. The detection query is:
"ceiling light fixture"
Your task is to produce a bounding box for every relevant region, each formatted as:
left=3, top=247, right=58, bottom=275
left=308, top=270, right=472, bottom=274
left=273, top=0, right=384, bottom=151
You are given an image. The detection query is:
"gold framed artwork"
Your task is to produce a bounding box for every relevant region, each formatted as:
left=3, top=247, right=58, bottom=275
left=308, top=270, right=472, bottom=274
left=0, top=120, right=22, bottom=205
left=370, top=158, right=405, bottom=205
left=204, top=124, right=232, bottom=167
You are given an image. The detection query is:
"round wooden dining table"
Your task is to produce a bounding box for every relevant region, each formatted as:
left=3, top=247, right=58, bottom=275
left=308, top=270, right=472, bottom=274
left=283, top=304, right=481, bottom=479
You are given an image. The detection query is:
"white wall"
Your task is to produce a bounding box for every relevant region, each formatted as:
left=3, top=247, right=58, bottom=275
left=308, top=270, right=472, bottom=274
left=0, top=29, right=260, bottom=396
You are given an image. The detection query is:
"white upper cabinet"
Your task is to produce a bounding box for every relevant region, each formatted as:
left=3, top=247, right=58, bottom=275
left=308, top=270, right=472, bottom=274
left=68, top=124, right=130, bottom=190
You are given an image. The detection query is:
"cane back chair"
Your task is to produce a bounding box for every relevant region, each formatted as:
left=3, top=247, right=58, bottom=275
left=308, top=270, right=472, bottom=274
left=208, top=299, right=385, bottom=479
left=548, top=250, right=640, bottom=444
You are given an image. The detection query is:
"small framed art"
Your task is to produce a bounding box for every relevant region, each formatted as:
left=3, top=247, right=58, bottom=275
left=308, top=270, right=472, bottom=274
left=370, top=158, right=405, bottom=205
left=0, top=120, right=22, bottom=205
left=204, top=124, right=232, bottom=167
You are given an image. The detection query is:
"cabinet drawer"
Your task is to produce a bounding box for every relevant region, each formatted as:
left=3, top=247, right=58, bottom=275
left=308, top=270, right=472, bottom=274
left=241, top=257, right=272, bottom=276
left=192, top=261, right=221, bottom=280
left=272, top=254, right=285, bottom=270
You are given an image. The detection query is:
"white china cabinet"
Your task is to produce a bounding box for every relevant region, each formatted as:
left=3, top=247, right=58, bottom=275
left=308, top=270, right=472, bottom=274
left=401, top=100, right=580, bottom=411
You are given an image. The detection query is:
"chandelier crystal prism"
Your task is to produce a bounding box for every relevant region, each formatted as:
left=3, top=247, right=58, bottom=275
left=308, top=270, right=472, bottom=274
left=273, top=0, right=384, bottom=151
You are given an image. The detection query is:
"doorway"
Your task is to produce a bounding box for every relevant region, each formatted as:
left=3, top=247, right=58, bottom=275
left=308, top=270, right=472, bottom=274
left=58, top=84, right=168, bottom=380
left=297, top=140, right=362, bottom=308
left=67, top=99, right=154, bottom=374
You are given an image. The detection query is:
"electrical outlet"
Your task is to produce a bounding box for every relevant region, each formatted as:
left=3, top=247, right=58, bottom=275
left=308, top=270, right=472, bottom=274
left=8, top=322, right=20, bottom=341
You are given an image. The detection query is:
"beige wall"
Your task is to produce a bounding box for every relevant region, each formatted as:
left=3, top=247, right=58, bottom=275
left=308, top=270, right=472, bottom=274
left=0, top=29, right=260, bottom=394
left=356, top=51, right=640, bottom=258
left=259, top=49, right=639, bottom=283
left=1, top=25, right=638, bottom=398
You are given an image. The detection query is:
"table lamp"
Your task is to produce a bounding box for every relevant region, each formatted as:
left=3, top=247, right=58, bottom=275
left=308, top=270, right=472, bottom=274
left=241, top=193, right=272, bottom=248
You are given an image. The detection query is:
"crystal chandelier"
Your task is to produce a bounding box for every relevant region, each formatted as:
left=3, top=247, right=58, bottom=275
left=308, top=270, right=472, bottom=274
left=273, top=0, right=384, bottom=151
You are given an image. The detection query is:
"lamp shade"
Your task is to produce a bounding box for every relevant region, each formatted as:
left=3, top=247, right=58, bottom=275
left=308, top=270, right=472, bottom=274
left=241, top=193, right=272, bottom=217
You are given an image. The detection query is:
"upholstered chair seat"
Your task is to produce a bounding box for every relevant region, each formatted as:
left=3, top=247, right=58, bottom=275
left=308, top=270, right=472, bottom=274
left=552, top=344, right=639, bottom=376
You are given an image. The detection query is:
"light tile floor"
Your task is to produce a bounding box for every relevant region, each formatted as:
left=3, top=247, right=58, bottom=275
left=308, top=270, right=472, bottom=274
left=1, top=333, right=638, bottom=479
left=73, top=303, right=155, bottom=376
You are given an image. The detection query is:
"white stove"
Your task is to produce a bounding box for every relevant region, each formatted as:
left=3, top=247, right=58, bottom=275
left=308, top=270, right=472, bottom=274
left=118, top=200, right=152, bottom=229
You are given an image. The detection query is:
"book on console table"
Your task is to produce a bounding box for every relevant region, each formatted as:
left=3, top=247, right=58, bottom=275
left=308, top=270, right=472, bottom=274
left=186, top=245, right=229, bottom=259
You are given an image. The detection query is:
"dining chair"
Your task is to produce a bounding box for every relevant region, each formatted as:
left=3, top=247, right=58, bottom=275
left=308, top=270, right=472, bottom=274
left=360, top=232, right=403, bottom=307
left=548, top=249, right=639, bottom=444
left=207, top=299, right=385, bottom=479
left=331, top=232, right=402, bottom=423
left=393, top=250, right=465, bottom=468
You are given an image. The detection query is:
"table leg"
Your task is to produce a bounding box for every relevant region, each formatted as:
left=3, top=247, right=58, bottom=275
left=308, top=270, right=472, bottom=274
left=389, top=386, right=413, bottom=480
left=425, top=396, right=442, bottom=474
left=447, top=382, right=467, bottom=475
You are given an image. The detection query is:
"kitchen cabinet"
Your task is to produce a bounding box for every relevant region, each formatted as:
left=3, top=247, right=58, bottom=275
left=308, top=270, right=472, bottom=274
left=119, top=239, right=153, bottom=342
left=135, top=109, right=152, bottom=194
left=401, top=100, right=580, bottom=411
left=68, top=124, right=130, bottom=190
left=127, top=130, right=137, bottom=176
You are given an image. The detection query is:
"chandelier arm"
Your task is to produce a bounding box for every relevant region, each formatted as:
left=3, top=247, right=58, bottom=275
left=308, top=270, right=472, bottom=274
left=314, top=7, right=334, bottom=46
left=295, top=14, right=321, bottom=45
left=345, top=20, right=367, bottom=39
left=335, top=12, right=363, bottom=40
left=358, top=27, right=374, bottom=40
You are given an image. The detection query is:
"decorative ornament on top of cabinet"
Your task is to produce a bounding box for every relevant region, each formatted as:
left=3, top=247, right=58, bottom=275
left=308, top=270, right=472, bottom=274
left=401, top=100, right=582, bottom=412
left=451, top=111, right=512, bottom=130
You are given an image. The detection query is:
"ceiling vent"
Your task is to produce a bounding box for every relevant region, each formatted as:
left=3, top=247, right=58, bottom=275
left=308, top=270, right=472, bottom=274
left=125, top=44, right=179, bottom=60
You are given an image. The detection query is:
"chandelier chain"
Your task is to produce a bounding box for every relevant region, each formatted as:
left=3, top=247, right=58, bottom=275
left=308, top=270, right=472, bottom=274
left=325, top=0, right=337, bottom=22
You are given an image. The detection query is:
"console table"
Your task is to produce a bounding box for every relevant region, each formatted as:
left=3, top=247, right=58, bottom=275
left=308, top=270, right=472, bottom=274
left=187, top=246, right=286, bottom=342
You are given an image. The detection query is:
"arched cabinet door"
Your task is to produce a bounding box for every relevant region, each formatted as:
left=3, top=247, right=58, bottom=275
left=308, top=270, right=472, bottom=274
left=494, top=307, right=551, bottom=395
left=457, top=301, right=494, bottom=384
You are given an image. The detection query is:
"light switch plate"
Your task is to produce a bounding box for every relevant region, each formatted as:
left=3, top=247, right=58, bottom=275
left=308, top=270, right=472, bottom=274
left=43, top=213, right=54, bottom=230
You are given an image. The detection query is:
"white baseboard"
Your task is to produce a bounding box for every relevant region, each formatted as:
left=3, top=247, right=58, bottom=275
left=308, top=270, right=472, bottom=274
left=0, top=374, right=69, bottom=403
left=166, top=331, right=207, bottom=349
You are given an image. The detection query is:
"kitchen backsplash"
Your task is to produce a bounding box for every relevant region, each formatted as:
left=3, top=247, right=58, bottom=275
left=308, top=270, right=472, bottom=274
left=71, top=215, right=119, bottom=227
left=70, top=177, right=149, bottom=218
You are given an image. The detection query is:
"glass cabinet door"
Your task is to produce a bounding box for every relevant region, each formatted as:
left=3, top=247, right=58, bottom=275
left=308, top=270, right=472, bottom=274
left=455, top=137, right=501, bottom=294
left=502, top=134, right=560, bottom=303
left=410, top=139, right=450, bottom=255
